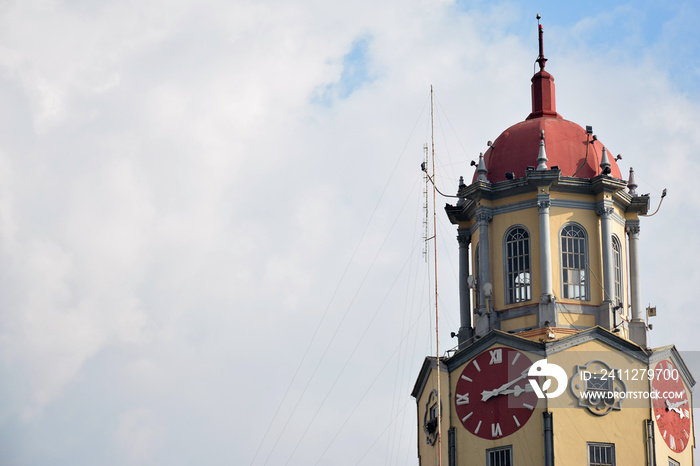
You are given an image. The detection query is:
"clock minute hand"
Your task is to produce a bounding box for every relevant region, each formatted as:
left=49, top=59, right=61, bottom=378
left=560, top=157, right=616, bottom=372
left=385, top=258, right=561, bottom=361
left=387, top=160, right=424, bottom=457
left=481, top=367, right=531, bottom=402
left=668, top=399, right=688, bottom=410
left=667, top=399, right=689, bottom=418
left=499, top=384, right=534, bottom=397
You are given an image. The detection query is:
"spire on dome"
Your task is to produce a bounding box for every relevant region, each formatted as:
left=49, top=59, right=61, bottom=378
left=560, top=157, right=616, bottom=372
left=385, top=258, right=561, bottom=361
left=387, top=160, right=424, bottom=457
left=600, top=147, right=612, bottom=174
left=627, top=167, right=638, bottom=195
left=527, top=14, right=561, bottom=120
left=476, top=152, right=488, bottom=182
left=536, top=14, right=547, bottom=71
left=536, top=129, right=548, bottom=170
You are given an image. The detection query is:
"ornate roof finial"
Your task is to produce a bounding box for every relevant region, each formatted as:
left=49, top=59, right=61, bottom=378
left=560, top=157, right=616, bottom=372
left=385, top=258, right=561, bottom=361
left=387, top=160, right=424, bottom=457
left=536, top=129, right=548, bottom=170
left=600, top=147, right=612, bottom=174
left=627, top=167, right=638, bottom=195
left=476, top=152, right=488, bottom=182
left=527, top=14, right=559, bottom=120
left=536, top=14, right=547, bottom=71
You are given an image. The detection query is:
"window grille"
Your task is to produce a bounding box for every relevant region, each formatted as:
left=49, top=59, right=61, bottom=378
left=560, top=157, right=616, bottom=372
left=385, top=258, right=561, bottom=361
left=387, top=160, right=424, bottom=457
left=487, top=445, right=513, bottom=466
left=669, top=458, right=680, bottom=466
left=561, top=224, right=588, bottom=300
left=505, top=227, right=531, bottom=303
left=612, top=236, right=623, bottom=304
left=585, top=374, right=614, bottom=403
left=588, top=442, right=615, bottom=466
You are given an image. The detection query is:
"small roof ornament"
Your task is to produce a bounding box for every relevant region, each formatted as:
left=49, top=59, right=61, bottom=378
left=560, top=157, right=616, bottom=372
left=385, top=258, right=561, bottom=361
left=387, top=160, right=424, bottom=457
left=476, top=152, right=488, bottom=182
left=627, top=167, right=638, bottom=196
left=600, top=147, right=612, bottom=175
left=536, top=129, right=548, bottom=170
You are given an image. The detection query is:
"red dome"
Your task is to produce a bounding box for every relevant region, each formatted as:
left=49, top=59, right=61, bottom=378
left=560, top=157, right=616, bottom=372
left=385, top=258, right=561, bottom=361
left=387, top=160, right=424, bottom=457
left=472, top=41, right=622, bottom=184
left=473, top=116, right=622, bottom=183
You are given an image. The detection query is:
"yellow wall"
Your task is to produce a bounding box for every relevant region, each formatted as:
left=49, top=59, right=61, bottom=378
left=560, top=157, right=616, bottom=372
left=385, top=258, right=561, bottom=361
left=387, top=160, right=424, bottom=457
left=500, top=314, right=538, bottom=332
left=558, top=312, right=595, bottom=328
left=547, top=339, right=650, bottom=465
left=416, top=367, right=451, bottom=466
left=417, top=339, right=694, bottom=465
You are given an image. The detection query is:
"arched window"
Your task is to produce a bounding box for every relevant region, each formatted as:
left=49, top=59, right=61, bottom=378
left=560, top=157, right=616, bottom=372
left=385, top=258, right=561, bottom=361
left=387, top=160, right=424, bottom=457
left=561, top=224, right=588, bottom=300
left=505, top=227, right=531, bottom=304
left=612, top=235, right=623, bottom=305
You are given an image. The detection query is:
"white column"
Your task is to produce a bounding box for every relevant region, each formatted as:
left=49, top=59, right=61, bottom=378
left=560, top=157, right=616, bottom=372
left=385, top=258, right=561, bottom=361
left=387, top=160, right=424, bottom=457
left=537, top=198, right=552, bottom=298
left=474, top=210, right=492, bottom=335
left=457, top=229, right=471, bottom=346
left=627, top=223, right=647, bottom=347
left=627, top=224, right=642, bottom=320
left=537, top=196, right=556, bottom=327
left=597, top=205, right=615, bottom=330
left=598, top=206, right=615, bottom=304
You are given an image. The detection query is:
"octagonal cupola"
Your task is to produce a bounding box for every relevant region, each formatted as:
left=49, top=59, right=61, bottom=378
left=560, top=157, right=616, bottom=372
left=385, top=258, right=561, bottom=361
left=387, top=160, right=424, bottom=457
left=449, top=19, right=650, bottom=349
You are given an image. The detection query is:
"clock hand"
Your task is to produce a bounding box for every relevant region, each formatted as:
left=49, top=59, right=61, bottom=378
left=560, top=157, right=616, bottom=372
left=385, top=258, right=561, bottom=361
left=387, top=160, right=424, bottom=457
left=481, top=367, right=531, bottom=402
left=668, top=399, right=688, bottom=410
left=666, top=399, right=689, bottom=418
left=498, top=384, right=534, bottom=397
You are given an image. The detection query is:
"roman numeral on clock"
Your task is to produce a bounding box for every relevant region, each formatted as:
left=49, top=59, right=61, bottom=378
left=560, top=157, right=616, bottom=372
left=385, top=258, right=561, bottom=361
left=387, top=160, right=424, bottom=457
left=491, top=423, right=502, bottom=437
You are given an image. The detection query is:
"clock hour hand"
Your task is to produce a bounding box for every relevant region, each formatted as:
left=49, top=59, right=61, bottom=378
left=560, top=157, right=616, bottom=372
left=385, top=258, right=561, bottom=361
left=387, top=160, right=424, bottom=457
left=481, top=367, right=531, bottom=402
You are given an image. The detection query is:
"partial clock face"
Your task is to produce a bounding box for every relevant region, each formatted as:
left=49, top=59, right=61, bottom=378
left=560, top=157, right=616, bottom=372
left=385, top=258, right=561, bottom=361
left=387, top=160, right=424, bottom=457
left=652, top=359, right=691, bottom=453
left=454, top=346, right=538, bottom=439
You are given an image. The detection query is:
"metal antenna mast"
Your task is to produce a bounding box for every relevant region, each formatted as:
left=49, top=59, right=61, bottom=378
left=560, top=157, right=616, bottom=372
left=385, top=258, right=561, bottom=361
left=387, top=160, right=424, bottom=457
left=430, top=85, right=443, bottom=466
left=423, top=143, right=429, bottom=263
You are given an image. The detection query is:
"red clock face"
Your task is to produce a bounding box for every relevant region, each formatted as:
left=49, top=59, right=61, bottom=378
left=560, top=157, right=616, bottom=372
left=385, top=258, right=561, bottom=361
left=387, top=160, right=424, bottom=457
left=652, top=359, right=691, bottom=453
left=454, top=346, right=538, bottom=439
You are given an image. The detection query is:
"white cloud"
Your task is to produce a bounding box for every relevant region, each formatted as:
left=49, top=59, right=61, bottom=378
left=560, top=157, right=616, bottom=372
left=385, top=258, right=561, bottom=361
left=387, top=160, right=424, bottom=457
left=116, top=408, right=165, bottom=464
left=0, top=0, right=698, bottom=464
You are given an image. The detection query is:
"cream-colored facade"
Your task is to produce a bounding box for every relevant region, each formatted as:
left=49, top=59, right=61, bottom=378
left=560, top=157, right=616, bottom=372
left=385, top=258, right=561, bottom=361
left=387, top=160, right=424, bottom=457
left=412, top=331, right=695, bottom=465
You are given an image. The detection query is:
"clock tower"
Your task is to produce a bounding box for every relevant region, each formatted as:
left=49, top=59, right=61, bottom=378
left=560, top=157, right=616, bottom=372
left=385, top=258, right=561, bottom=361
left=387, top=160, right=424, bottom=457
left=412, top=19, right=695, bottom=466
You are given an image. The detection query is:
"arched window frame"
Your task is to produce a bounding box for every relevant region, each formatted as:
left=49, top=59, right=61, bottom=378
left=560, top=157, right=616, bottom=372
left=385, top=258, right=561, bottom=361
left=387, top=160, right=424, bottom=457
left=612, top=235, right=623, bottom=306
left=503, top=225, right=532, bottom=304
left=560, top=223, right=589, bottom=301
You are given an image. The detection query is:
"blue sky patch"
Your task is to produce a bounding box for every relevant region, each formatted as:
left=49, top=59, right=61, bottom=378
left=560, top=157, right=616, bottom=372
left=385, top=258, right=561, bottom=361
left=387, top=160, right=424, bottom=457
left=314, top=36, right=374, bottom=105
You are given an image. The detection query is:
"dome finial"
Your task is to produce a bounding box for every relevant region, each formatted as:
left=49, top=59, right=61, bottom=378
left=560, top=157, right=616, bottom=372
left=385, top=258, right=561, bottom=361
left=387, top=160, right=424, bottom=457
left=600, top=147, right=612, bottom=175
left=536, top=14, right=547, bottom=71
left=627, top=167, right=638, bottom=195
left=536, top=129, right=548, bottom=170
left=476, top=152, right=488, bottom=182
left=527, top=14, right=559, bottom=120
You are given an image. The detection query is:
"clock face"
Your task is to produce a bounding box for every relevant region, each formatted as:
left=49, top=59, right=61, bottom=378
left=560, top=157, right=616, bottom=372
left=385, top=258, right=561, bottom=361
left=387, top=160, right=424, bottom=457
left=651, top=359, right=691, bottom=453
left=454, top=346, right=538, bottom=439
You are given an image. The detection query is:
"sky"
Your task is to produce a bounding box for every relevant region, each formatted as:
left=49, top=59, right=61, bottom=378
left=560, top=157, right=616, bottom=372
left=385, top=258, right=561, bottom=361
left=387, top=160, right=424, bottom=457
left=0, top=0, right=699, bottom=464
